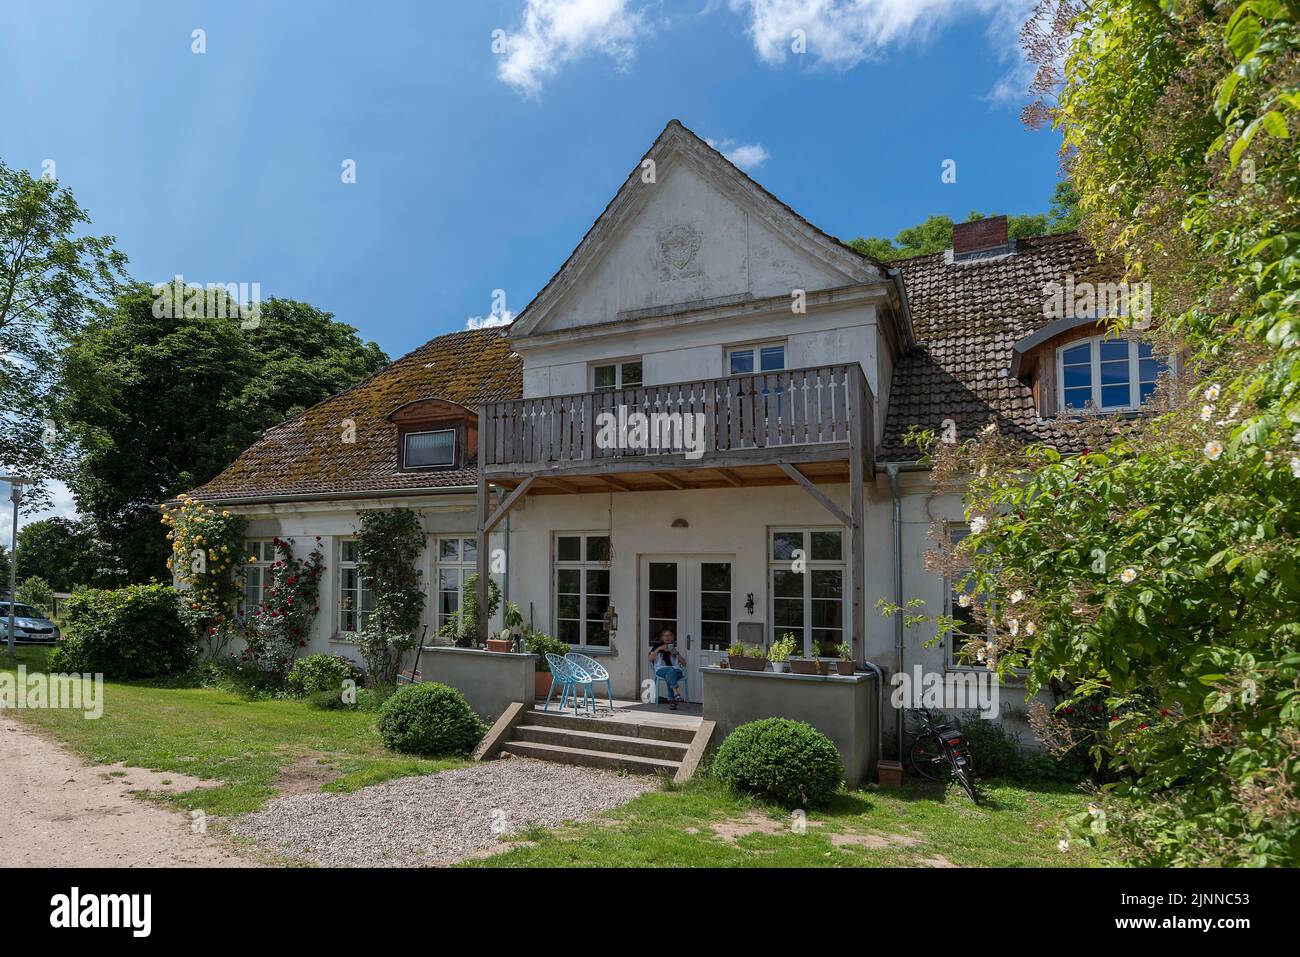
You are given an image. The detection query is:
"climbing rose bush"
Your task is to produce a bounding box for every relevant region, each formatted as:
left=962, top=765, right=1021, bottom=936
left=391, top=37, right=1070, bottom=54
left=163, top=495, right=247, bottom=657
left=237, top=536, right=324, bottom=679
left=910, top=0, right=1300, bottom=865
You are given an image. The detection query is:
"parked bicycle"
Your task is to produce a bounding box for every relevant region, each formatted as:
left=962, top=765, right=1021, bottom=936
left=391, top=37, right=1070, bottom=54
left=907, top=707, right=979, bottom=804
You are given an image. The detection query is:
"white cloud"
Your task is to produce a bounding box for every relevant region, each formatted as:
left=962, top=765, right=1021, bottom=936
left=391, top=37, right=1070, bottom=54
left=467, top=309, right=515, bottom=330
left=731, top=0, right=1034, bottom=91
left=706, top=138, right=772, bottom=170
left=497, top=0, right=650, bottom=97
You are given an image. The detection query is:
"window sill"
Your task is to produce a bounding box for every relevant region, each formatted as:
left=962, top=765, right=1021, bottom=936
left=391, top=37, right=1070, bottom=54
left=330, top=634, right=358, bottom=645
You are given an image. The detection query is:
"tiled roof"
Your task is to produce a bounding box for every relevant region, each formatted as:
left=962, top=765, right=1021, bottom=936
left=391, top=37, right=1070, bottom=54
left=880, top=232, right=1120, bottom=461
left=186, top=328, right=522, bottom=502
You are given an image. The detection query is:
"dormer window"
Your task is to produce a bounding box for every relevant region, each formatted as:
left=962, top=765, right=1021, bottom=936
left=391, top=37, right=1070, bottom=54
left=1058, top=336, right=1165, bottom=413
left=404, top=429, right=456, bottom=468
left=389, top=397, right=476, bottom=472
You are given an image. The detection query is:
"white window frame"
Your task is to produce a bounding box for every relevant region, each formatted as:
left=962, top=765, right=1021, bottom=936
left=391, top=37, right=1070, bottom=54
left=767, top=526, right=846, bottom=657
left=728, top=341, right=787, bottom=376
left=1056, top=336, right=1164, bottom=414
left=242, top=540, right=277, bottom=615
left=403, top=428, right=457, bottom=468
left=434, top=535, right=477, bottom=633
left=552, top=532, right=612, bottom=648
left=591, top=359, right=643, bottom=392
left=337, top=538, right=375, bottom=637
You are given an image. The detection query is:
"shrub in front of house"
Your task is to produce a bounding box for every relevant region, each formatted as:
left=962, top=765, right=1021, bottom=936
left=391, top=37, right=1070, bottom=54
left=378, top=682, right=486, bottom=756
left=712, top=718, right=843, bottom=808
left=49, top=584, right=195, bottom=679
left=286, top=653, right=364, bottom=697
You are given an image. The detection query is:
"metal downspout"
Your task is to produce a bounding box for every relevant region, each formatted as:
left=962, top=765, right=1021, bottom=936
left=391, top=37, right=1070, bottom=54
left=887, top=463, right=904, bottom=761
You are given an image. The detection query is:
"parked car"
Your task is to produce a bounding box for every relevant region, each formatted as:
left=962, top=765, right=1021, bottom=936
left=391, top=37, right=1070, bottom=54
left=0, top=603, right=61, bottom=644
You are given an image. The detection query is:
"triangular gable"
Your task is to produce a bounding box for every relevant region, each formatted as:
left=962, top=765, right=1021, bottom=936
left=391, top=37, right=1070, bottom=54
left=509, top=119, right=887, bottom=339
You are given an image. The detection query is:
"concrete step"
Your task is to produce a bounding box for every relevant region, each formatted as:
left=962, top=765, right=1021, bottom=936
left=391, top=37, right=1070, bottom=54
left=501, top=739, right=681, bottom=775
left=513, top=724, right=690, bottom=762
left=524, top=709, right=697, bottom=743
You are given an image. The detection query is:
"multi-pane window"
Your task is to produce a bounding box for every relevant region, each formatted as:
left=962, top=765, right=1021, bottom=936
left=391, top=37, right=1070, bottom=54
left=435, top=536, right=477, bottom=632
left=1059, top=337, right=1166, bottom=413
left=338, top=539, right=375, bottom=634
left=404, top=429, right=456, bottom=468
left=593, top=361, right=643, bottom=391
left=769, top=528, right=845, bottom=656
left=554, top=533, right=611, bottom=647
left=728, top=343, right=785, bottom=376
left=242, top=540, right=277, bottom=613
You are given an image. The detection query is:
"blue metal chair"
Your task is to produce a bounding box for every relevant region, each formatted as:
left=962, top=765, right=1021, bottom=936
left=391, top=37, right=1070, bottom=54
left=565, top=652, right=613, bottom=710
left=544, top=653, right=594, bottom=715
left=654, top=668, right=688, bottom=704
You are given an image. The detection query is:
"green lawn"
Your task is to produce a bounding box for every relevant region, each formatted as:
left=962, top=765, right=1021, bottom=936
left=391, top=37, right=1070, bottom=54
left=0, top=646, right=462, bottom=815
left=472, top=770, right=1106, bottom=868
left=3, top=645, right=1107, bottom=866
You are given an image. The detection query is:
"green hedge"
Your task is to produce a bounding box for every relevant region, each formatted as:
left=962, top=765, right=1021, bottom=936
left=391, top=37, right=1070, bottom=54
left=49, top=584, right=194, bottom=678
left=712, top=718, right=843, bottom=807
left=378, top=682, right=486, bottom=756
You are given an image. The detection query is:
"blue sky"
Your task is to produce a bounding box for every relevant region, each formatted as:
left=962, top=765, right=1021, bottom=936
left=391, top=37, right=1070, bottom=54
left=0, top=0, right=1061, bottom=529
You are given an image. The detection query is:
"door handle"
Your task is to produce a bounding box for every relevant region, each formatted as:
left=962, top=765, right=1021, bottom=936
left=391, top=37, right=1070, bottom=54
left=687, top=633, right=692, bottom=650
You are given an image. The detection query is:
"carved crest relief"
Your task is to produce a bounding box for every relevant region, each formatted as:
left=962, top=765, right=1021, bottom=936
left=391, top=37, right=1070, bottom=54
left=656, top=223, right=703, bottom=281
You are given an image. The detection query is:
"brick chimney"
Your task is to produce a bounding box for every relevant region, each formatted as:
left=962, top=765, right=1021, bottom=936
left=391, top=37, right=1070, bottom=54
left=952, top=215, right=1010, bottom=256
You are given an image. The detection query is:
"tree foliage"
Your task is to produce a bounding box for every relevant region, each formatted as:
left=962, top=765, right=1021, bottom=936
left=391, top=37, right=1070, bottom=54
left=60, top=286, right=388, bottom=582
left=906, top=0, right=1300, bottom=865
left=847, top=182, right=1082, bottom=260
left=0, top=159, right=126, bottom=502
left=15, top=516, right=97, bottom=592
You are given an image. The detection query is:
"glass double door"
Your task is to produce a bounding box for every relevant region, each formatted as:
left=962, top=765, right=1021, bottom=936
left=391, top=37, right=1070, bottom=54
left=641, top=556, right=733, bottom=704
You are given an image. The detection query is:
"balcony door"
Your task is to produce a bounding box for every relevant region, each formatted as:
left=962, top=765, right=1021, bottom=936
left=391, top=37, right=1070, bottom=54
left=641, top=555, right=734, bottom=704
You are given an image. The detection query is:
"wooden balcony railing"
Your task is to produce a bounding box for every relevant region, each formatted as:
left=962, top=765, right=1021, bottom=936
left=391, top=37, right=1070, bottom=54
left=479, top=363, right=872, bottom=476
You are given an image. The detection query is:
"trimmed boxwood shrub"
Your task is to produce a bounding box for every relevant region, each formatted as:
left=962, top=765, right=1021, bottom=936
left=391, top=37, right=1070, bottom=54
left=712, top=718, right=843, bottom=808
left=49, top=584, right=194, bottom=679
left=378, top=682, right=486, bottom=756
left=286, top=653, right=364, bottom=697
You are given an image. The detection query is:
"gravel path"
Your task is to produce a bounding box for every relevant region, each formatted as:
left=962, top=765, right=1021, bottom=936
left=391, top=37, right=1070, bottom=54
left=229, top=756, right=656, bottom=867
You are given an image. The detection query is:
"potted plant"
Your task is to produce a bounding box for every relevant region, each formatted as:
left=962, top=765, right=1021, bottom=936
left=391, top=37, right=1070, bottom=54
left=526, top=632, right=570, bottom=699
left=834, top=641, right=855, bottom=676
left=790, top=640, right=830, bottom=676
left=767, top=633, right=797, bottom=674
left=487, top=601, right=524, bottom=653
left=726, top=642, right=768, bottom=672
left=486, top=628, right=514, bottom=654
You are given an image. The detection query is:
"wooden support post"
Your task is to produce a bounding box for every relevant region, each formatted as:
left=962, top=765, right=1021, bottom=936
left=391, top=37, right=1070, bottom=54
left=778, top=462, right=852, bottom=527
left=476, top=412, right=490, bottom=644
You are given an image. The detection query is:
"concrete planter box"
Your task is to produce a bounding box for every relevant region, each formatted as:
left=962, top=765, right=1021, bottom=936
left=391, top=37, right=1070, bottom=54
left=420, top=646, right=535, bottom=724
left=702, top=666, right=880, bottom=789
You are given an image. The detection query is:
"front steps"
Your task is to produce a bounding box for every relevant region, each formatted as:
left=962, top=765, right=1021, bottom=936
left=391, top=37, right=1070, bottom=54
left=475, top=703, right=714, bottom=782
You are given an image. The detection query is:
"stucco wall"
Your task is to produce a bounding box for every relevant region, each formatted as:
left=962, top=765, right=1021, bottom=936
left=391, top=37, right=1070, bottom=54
left=209, top=473, right=1048, bottom=748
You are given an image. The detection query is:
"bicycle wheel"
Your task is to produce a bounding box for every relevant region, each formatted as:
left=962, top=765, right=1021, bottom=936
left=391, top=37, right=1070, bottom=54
left=909, top=735, right=948, bottom=782
left=954, top=763, right=980, bottom=805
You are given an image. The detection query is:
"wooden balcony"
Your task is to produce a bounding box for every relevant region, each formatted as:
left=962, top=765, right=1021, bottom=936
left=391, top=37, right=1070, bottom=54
left=477, top=363, right=873, bottom=493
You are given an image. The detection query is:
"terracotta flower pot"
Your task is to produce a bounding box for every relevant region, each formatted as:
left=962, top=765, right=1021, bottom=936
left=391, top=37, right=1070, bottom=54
left=835, top=660, right=856, bottom=676
left=486, top=638, right=513, bottom=653
left=789, top=658, right=830, bottom=676
left=727, top=654, right=767, bottom=672
left=535, top=671, right=556, bottom=699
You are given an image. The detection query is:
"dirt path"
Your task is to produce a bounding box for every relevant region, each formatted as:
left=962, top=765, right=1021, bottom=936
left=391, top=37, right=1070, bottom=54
left=0, top=714, right=254, bottom=867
